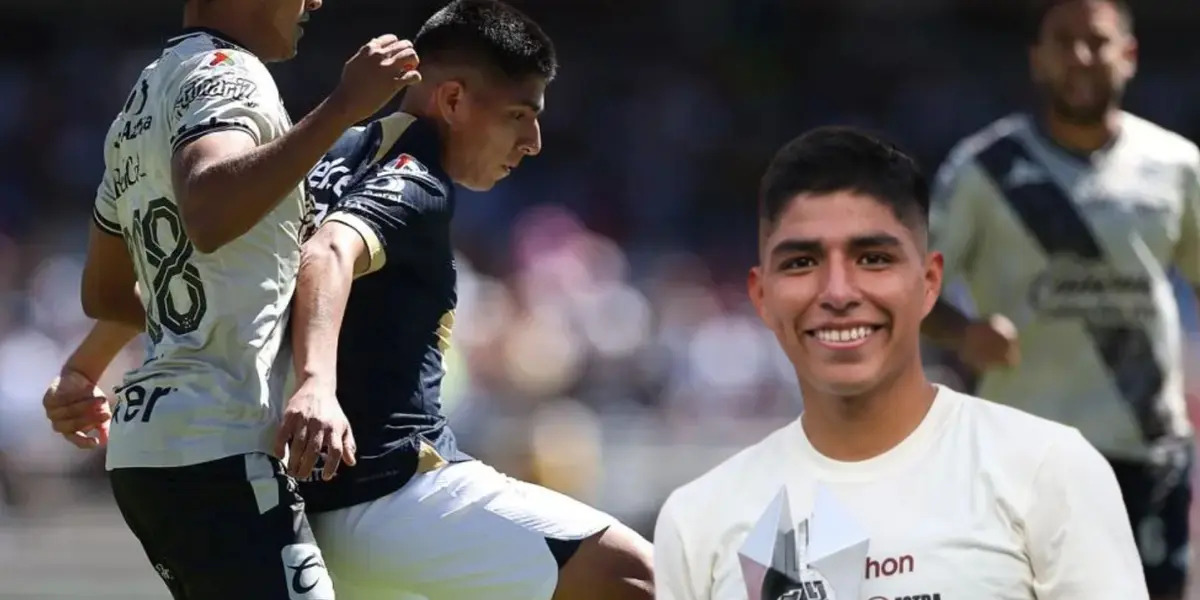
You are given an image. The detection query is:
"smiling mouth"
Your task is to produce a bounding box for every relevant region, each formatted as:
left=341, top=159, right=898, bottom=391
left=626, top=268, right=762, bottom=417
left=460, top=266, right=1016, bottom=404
left=806, top=325, right=883, bottom=347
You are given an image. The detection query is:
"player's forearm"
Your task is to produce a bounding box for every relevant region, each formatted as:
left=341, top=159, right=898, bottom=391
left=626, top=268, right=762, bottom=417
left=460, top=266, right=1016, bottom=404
left=64, top=320, right=140, bottom=383
left=80, top=285, right=146, bottom=331
left=291, top=239, right=357, bottom=386
left=920, top=299, right=972, bottom=351
left=179, top=99, right=357, bottom=254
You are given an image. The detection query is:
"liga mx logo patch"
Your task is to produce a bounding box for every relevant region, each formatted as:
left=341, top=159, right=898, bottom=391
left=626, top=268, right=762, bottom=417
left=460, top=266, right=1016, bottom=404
left=739, top=485, right=870, bottom=600
left=281, top=543, right=334, bottom=599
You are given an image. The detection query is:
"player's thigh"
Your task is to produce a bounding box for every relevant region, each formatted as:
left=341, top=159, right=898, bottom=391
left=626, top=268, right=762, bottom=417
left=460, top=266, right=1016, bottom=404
left=110, top=453, right=335, bottom=600
left=312, top=460, right=616, bottom=600
left=1108, top=452, right=1192, bottom=598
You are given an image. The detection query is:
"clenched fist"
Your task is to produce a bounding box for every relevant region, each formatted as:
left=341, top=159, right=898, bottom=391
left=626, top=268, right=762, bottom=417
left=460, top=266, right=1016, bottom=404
left=328, top=34, right=422, bottom=124
left=43, top=369, right=112, bottom=449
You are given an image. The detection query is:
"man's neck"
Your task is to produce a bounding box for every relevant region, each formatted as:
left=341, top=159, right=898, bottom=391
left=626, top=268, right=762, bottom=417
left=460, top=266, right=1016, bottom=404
left=1041, top=107, right=1123, bottom=155
left=398, top=90, right=459, bottom=180
left=182, top=6, right=258, bottom=56
left=798, top=363, right=937, bottom=463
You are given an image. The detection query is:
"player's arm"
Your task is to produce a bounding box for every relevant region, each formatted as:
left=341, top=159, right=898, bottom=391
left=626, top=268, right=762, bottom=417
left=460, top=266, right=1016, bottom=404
left=172, top=37, right=418, bottom=254
left=170, top=60, right=358, bottom=254
left=282, top=162, right=438, bottom=479
left=653, top=494, right=709, bottom=600
left=63, top=320, right=141, bottom=383
left=81, top=174, right=145, bottom=329
left=290, top=220, right=372, bottom=388
left=920, top=154, right=986, bottom=351
left=290, top=165, right=425, bottom=386
left=1025, top=430, right=1148, bottom=599
left=1172, top=152, right=1200, bottom=308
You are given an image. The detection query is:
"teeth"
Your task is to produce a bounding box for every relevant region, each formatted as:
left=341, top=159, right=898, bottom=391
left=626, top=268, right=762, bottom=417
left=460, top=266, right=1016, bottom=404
left=814, top=326, right=874, bottom=343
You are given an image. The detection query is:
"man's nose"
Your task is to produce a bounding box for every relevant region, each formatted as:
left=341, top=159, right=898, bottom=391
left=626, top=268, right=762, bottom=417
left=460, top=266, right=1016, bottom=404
left=818, top=261, right=862, bottom=313
left=519, top=119, right=542, bottom=156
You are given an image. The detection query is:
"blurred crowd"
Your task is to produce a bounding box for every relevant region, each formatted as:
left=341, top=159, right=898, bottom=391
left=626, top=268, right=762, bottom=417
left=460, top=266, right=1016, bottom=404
left=4, top=2, right=1200, bottom=587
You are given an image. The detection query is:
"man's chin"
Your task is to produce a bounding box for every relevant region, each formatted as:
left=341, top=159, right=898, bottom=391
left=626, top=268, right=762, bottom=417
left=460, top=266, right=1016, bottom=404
left=1050, top=98, right=1110, bottom=126
left=805, top=366, right=883, bottom=399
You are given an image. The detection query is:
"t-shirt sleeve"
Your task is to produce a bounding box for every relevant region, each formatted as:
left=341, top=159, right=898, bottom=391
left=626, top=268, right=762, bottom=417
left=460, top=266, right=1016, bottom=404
left=1025, top=429, right=1149, bottom=599
left=322, top=157, right=448, bottom=276
left=92, top=170, right=121, bottom=237
left=1172, top=149, right=1200, bottom=285
left=654, top=492, right=709, bottom=600
left=928, top=149, right=987, bottom=282
left=168, top=50, right=278, bottom=154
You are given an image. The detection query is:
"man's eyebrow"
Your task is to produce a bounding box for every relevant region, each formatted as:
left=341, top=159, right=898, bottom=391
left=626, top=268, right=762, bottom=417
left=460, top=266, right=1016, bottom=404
left=848, top=233, right=902, bottom=249
left=768, top=238, right=822, bottom=260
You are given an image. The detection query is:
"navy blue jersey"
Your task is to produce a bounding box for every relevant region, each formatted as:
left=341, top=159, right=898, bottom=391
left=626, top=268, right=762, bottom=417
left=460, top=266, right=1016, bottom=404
left=299, top=113, right=470, bottom=512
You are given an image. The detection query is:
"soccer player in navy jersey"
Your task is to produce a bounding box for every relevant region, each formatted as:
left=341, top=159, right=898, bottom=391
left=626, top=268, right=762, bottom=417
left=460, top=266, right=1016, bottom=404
left=282, top=1, right=654, bottom=599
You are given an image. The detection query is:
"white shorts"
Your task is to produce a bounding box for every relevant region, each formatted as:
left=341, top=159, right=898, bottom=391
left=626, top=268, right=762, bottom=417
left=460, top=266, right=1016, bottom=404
left=311, top=460, right=615, bottom=600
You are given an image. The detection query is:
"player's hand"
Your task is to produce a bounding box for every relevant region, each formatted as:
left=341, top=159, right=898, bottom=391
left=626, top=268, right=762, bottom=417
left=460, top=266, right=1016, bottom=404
left=275, top=380, right=357, bottom=481
left=960, top=314, right=1020, bottom=372
left=42, top=369, right=111, bottom=449
left=329, top=34, right=421, bottom=124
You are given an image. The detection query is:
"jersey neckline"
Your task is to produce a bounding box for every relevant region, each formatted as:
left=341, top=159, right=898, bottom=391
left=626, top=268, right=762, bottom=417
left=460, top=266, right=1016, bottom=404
left=166, top=27, right=251, bottom=54
left=786, top=384, right=960, bottom=482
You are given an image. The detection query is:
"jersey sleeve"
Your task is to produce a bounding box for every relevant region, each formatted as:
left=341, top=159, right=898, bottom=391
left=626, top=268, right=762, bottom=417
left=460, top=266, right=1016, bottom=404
left=1172, top=151, right=1200, bottom=285
left=168, top=51, right=278, bottom=154
left=654, top=493, right=709, bottom=600
left=92, top=170, right=122, bottom=237
left=1025, top=429, right=1148, bottom=599
left=322, top=158, right=448, bottom=276
left=928, top=149, right=987, bottom=281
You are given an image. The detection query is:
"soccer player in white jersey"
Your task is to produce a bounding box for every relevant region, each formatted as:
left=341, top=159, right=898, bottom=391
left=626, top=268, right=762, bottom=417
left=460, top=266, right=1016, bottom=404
left=921, top=2, right=1200, bottom=597
left=38, top=0, right=420, bottom=596
left=654, top=127, right=1147, bottom=600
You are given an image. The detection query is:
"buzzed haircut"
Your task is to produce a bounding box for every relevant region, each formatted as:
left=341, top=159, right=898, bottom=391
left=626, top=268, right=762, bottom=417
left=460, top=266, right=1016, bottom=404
left=415, top=0, right=558, bottom=82
left=758, top=126, right=930, bottom=237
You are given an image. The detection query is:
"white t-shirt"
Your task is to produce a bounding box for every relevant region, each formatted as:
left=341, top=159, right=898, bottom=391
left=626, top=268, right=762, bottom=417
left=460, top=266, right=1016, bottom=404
left=929, top=112, right=1200, bottom=460
left=654, top=387, right=1146, bottom=600
left=93, top=29, right=309, bottom=469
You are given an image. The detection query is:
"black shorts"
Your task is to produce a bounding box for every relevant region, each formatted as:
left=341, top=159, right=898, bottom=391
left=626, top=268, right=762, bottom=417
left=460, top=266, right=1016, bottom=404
left=109, top=453, right=334, bottom=600
left=1108, top=446, right=1193, bottom=597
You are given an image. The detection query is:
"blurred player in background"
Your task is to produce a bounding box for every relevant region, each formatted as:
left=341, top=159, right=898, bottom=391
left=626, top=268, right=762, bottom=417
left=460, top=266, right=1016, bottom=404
left=921, top=1, right=1200, bottom=597
left=283, top=2, right=654, bottom=598
left=655, top=126, right=1145, bottom=600
left=39, top=0, right=420, bottom=597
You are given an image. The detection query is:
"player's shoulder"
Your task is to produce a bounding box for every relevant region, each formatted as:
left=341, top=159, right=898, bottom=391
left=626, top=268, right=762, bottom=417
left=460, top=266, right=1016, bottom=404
left=351, top=113, right=453, bottom=202
left=1120, top=111, right=1200, bottom=166
left=950, top=387, right=1092, bottom=465
left=660, top=421, right=798, bottom=525
left=942, top=113, right=1031, bottom=168
left=932, top=113, right=1031, bottom=195
left=160, top=29, right=273, bottom=90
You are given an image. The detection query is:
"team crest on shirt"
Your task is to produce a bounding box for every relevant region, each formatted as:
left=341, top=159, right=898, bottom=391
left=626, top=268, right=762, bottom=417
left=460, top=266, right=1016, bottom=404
left=386, top=154, right=427, bottom=176
left=740, top=486, right=869, bottom=600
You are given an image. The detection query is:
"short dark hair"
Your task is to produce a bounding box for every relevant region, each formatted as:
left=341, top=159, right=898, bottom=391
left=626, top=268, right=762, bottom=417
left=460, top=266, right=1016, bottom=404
left=1028, top=0, right=1133, bottom=41
left=758, top=127, right=929, bottom=235
left=415, top=0, right=557, bottom=82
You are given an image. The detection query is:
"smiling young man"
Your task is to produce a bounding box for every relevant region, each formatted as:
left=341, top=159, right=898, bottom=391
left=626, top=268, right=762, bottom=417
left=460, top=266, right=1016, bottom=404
left=653, top=127, right=1147, bottom=600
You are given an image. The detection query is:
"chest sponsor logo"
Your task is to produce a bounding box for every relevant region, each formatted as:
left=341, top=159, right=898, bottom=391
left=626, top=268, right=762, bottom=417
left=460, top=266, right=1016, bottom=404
left=174, top=75, right=257, bottom=117
left=1028, top=260, right=1155, bottom=325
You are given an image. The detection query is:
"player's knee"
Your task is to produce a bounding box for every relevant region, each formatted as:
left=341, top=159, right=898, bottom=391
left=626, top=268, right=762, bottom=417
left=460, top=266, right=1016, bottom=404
left=553, top=523, right=654, bottom=600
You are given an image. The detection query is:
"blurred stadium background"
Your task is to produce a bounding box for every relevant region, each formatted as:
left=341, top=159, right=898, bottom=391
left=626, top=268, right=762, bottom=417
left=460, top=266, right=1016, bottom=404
left=2, top=0, right=1200, bottom=597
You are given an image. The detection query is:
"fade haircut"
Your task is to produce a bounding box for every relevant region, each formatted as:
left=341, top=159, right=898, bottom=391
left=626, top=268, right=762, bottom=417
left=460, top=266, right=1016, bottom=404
left=758, top=127, right=930, bottom=240
left=415, top=0, right=558, bottom=82
left=1028, top=0, right=1133, bottom=42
